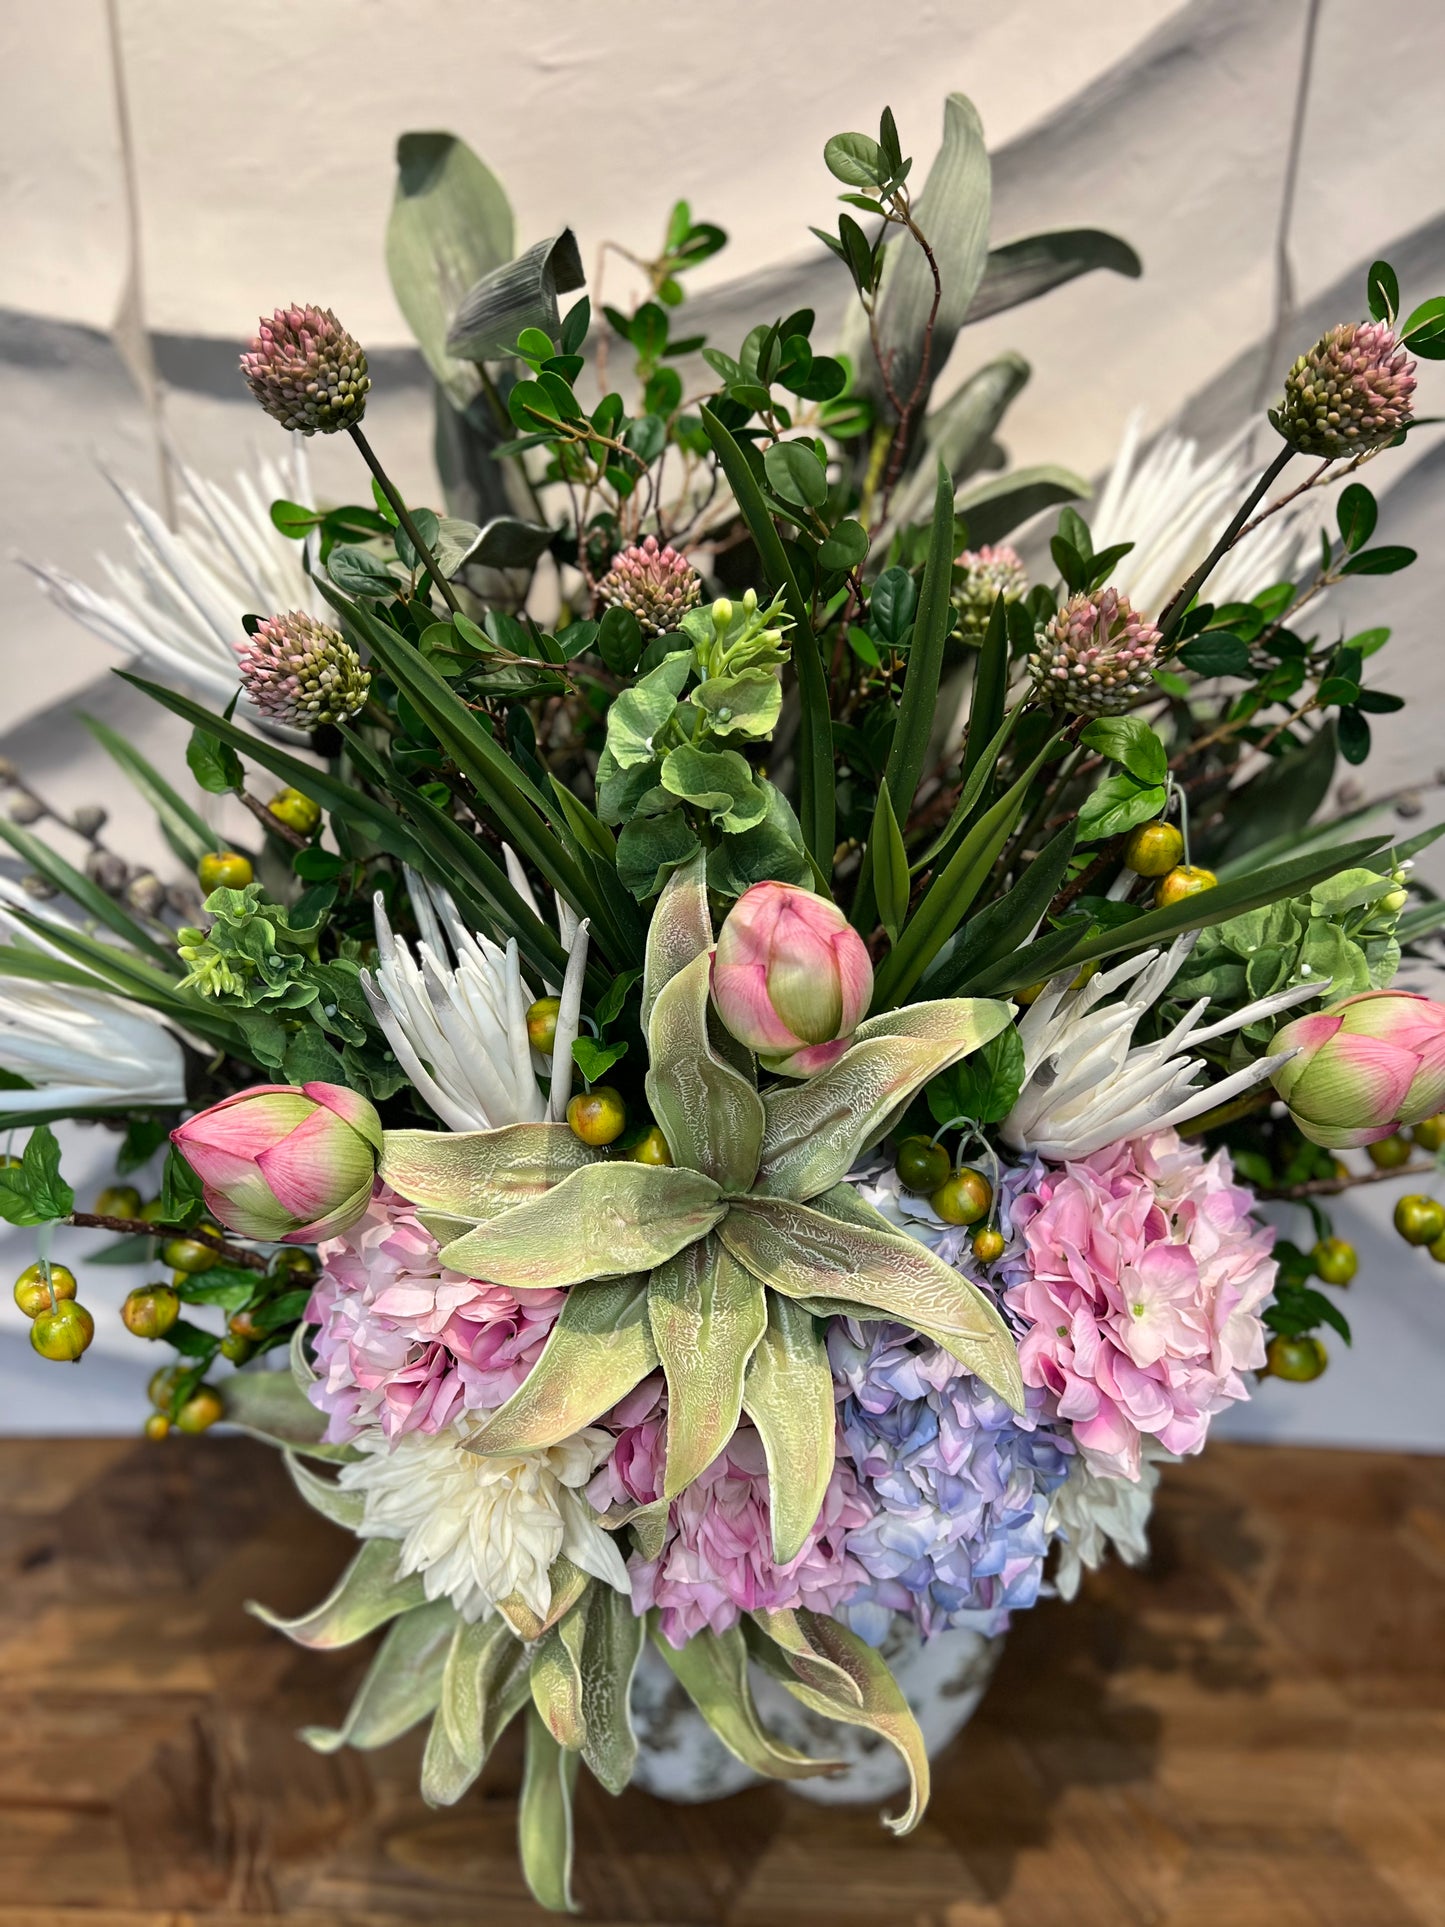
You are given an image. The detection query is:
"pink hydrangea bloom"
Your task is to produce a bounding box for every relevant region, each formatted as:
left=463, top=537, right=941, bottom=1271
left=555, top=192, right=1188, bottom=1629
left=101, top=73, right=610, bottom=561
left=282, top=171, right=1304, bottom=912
left=1001, top=1131, right=1273, bottom=1480
left=306, top=1186, right=563, bottom=1443
left=588, top=1380, right=873, bottom=1647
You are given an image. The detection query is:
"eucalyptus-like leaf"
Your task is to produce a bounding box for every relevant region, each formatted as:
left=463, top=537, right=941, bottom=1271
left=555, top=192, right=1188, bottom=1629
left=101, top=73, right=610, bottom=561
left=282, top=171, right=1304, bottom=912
left=754, top=998, right=1012, bottom=1201
left=746, top=1609, right=930, bottom=1835
left=741, top=1295, right=836, bottom=1565
left=519, top=1707, right=580, bottom=1914
left=470, top=1276, right=658, bottom=1454
left=223, top=1366, right=360, bottom=1463
left=648, top=1239, right=767, bottom=1499
left=283, top=1450, right=367, bottom=1529
left=580, top=1585, right=645, bottom=1795
left=718, top=1192, right=1023, bottom=1411
left=380, top=1123, right=597, bottom=1223
left=530, top=1595, right=592, bottom=1750
left=248, top=1540, right=426, bottom=1650
left=437, top=1161, right=723, bottom=1288
left=301, top=1599, right=455, bottom=1754
left=651, top=1622, right=845, bottom=1780
left=646, top=952, right=764, bottom=1192
left=641, top=849, right=713, bottom=1030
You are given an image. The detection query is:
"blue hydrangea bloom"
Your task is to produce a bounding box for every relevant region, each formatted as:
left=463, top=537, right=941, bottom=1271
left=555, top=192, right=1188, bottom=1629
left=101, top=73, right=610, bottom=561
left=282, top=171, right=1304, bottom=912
left=830, top=1320, right=1073, bottom=1644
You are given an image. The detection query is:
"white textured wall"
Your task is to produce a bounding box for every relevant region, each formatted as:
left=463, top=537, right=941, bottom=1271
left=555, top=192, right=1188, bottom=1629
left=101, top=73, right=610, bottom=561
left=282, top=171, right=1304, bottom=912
left=3, top=0, right=1445, bottom=1440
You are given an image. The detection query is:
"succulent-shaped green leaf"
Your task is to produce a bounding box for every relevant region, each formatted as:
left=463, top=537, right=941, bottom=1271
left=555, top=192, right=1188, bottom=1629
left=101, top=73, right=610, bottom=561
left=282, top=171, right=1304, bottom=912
left=519, top=1707, right=581, bottom=1913
left=247, top=1539, right=426, bottom=1649
left=381, top=862, right=1022, bottom=1543
left=301, top=1598, right=456, bottom=1754
left=530, top=1594, right=592, bottom=1750
left=651, top=1619, right=846, bottom=1781
left=579, top=1585, right=644, bottom=1795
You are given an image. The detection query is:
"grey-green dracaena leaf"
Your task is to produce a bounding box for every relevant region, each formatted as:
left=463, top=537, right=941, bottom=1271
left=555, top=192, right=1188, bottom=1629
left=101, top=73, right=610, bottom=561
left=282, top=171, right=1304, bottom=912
left=641, top=849, right=713, bottom=1032
left=651, top=1621, right=846, bottom=1780
left=247, top=1539, right=427, bottom=1650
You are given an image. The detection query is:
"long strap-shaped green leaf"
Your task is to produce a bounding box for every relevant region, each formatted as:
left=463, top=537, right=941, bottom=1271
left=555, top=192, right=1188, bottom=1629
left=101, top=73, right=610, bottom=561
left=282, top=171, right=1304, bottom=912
left=579, top=1585, right=644, bottom=1795
left=700, top=404, right=834, bottom=883
left=116, top=671, right=421, bottom=861
left=468, top=1275, right=658, bottom=1454
left=871, top=733, right=1061, bottom=1009
left=853, top=460, right=956, bottom=933
left=79, top=710, right=218, bottom=865
left=302, top=1598, right=455, bottom=1754
left=957, top=591, right=1011, bottom=795
left=0, top=817, right=177, bottom=969
left=928, top=818, right=1077, bottom=997
left=966, top=828, right=1397, bottom=998
left=247, top=1539, right=426, bottom=1649
left=332, top=589, right=602, bottom=925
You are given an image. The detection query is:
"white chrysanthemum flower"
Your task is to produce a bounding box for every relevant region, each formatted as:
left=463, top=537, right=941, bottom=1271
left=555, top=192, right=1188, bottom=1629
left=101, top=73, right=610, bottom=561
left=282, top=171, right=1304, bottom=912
left=1047, top=1445, right=1168, bottom=1601
left=27, top=442, right=325, bottom=711
left=1092, top=413, right=1325, bottom=616
left=1001, top=937, right=1318, bottom=1161
left=362, top=859, right=589, bottom=1132
left=336, top=1420, right=630, bottom=1623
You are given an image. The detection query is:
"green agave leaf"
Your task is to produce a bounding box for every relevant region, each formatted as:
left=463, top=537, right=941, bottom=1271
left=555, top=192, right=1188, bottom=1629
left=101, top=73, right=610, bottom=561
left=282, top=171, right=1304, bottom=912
left=420, top=1699, right=476, bottom=1808
left=519, top=1707, right=581, bottom=1915
left=438, top=1162, right=723, bottom=1289
left=79, top=711, right=217, bottom=867
left=651, top=1621, right=845, bottom=1781
left=719, top=1191, right=1023, bottom=1411
left=954, top=464, right=1088, bottom=548
left=747, top=1609, right=930, bottom=1835
left=701, top=404, right=833, bottom=882
left=887, top=353, right=1031, bottom=528
left=530, top=1595, right=591, bottom=1750
left=646, top=952, right=764, bottom=1192
left=223, top=1366, right=361, bottom=1463
left=648, top=1238, right=767, bottom=1499
left=283, top=1450, right=367, bottom=1529
left=0, top=817, right=176, bottom=969
left=964, top=228, right=1142, bottom=326
left=248, top=1539, right=426, bottom=1650
left=469, top=1275, right=658, bottom=1453
left=386, top=131, right=514, bottom=411
left=641, top=849, right=713, bottom=1031
left=579, top=1584, right=644, bottom=1795
left=755, top=998, right=1012, bottom=1201
left=742, top=1294, right=835, bottom=1565
left=380, top=1123, right=597, bottom=1222
left=872, top=735, right=1060, bottom=1009
left=301, top=1598, right=456, bottom=1754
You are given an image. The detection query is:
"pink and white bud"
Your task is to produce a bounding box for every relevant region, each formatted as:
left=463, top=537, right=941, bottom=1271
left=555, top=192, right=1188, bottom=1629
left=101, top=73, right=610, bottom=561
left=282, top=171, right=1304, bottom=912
left=1270, top=990, right=1445, bottom=1148
left=710, top=881, right=872, bottom=1077
left=597, top=536, right=702, bottom=636
left=1274, top=321, right=1417, bottom=460
left=1030, top=587, right=1161, bottom=718
left=240, top=305, right=370, bottom=435
left=171, top=1082, right=382, bottom=1241
left=236, top=610, right=370, bottom=729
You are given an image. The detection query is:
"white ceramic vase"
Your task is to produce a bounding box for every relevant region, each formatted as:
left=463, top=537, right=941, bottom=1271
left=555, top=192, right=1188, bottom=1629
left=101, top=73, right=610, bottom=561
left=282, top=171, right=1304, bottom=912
left=629, top=1617, right=1003, bottom=1805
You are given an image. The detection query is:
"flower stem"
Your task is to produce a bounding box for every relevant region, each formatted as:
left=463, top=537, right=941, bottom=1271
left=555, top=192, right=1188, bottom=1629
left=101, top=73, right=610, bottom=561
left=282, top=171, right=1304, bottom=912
left=1156, top=442, right=1295, bottom=644
left=68, top=1212, right=268, bottom=1272
left=347, top=425, right=463, bottom=617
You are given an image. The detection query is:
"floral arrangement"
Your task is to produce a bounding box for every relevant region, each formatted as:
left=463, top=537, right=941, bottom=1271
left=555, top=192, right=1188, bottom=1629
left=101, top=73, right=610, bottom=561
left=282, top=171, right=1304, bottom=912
left=6, top=96, right=1445, bottom=1911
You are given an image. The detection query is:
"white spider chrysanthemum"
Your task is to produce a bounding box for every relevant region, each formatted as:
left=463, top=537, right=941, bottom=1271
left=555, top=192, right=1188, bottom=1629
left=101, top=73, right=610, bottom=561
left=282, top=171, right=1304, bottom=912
left=1091, top=413, right=1325, bottom=617
left=1000, top=937, right=1318, bottom=1161
left=1047, top=1445, right=1167, bottom=1601
left=362, top=858, right=589, bottom=1132
left=27, top=443, right=325, bottom=711
left=336, top=1420, right=629, bottom=1623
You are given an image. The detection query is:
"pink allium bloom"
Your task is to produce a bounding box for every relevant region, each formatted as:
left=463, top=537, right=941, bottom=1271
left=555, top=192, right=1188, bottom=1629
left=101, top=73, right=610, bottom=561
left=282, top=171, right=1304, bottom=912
left=710, top=880, right=873, bottom=1076
left=1029, top=586, right=1161, bottom=718
left=307, top=1187, right=563, bottom=1443
left=1000, top=1131, right=1274, bottom=1481
left=596, top=534, right=702, bottom=635
left=588, top=1383, right=872, bottom=1647
left=240, top=304, right=370, bottom=434
left=172, top=1081, right=381, bottom=1242
left=1271, top=989, right=1445, bottom=1148
left=235, top=609, right=370, bottom=729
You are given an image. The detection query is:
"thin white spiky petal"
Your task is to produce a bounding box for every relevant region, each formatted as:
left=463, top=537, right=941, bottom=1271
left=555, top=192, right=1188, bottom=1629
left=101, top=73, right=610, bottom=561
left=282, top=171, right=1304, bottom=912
left=547, top=919, right=591, bottom=1122
left=0, top=971, right=186, bottom=1109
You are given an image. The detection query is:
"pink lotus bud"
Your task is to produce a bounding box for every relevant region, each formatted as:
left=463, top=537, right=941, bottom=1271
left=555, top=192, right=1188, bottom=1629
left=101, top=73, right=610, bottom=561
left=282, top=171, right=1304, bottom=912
left=171, top=1082, right=382, bottom=1241
left=1271, top=991, right=1445, bottom=1148
left=711, top=882, right=872, bottom=1077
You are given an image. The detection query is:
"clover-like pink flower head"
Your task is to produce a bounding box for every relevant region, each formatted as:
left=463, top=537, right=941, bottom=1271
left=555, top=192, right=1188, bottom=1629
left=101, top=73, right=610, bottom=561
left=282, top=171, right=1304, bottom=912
left=172, top=1082, right=381, bottom=1242
left=710, top=880, right=873, bottom=1076
left=1271, top=990, right=1445, bottom=1147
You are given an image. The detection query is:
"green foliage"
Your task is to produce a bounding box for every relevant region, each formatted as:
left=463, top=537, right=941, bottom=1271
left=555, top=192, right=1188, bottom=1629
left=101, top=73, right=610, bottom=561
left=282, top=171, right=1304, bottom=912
left=0, top=1125, right=73, bottom=1226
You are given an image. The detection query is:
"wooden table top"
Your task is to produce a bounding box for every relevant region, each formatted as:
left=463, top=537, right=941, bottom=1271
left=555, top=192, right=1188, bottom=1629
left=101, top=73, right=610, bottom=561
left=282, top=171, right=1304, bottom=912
left=0, top=1435, right=1441, bottom=1927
